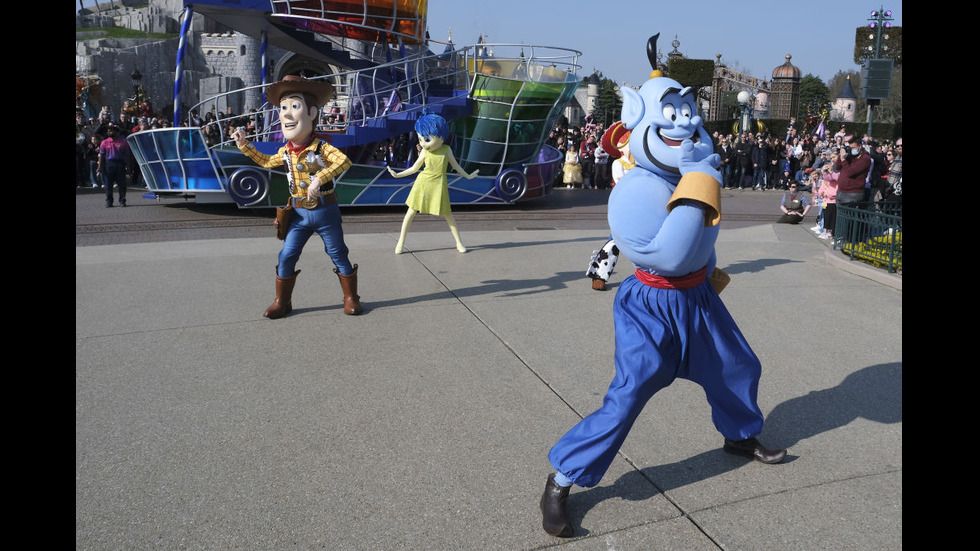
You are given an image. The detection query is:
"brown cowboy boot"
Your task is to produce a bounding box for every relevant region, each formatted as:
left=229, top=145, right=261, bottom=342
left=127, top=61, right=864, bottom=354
left=334, top=264, right=363, bottom=315
left=264, top=267, right=300, bottom=319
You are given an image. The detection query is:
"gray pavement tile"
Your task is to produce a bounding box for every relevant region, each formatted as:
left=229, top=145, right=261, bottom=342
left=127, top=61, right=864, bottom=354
left=77, top=225, right=901, bottom=549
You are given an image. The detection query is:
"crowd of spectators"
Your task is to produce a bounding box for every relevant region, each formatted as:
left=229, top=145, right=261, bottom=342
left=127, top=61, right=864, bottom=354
left=75, top=101, right=182, bottom=191
left=541, top=114, right=901, bottom=208
left=540, top=113, right=902, bottom=246
left=76, top=101, right=274, bottom=192
left=710, top=124, right=902, bottom=240
left=711, top=123, right=901, bottom=204
left=78, top=100, right=902, bottom=229
left=545, top=114, right=613, bottom=190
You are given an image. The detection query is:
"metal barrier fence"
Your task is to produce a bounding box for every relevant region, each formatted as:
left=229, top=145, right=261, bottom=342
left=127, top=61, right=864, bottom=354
left=833, top=201, right=903, bottom=273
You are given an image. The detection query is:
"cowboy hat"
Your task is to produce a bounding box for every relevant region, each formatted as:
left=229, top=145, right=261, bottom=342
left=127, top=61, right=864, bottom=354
left=266, top=75, right=335, bottom=106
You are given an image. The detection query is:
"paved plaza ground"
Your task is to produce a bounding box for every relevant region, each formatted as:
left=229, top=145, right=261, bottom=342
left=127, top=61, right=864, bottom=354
left=76, top=187, right=902, bottom=549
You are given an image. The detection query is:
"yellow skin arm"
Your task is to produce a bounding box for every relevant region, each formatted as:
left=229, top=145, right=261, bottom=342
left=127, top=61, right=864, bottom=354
left=386, top=135, right=479, bottom=179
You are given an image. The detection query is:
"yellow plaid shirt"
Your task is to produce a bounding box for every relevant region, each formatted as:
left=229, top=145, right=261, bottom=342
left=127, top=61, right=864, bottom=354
left=238, top=137, right=351, bottom=198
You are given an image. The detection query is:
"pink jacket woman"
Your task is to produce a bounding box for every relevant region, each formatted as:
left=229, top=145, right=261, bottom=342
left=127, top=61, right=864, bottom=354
left=817, top=170, right=839, bottom=238
left=818, top=171, right=838, bottom=204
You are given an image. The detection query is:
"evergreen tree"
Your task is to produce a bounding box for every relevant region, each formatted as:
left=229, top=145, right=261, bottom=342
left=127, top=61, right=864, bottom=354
left=798, top=74, right=831, bottom=120
left=593, top=75, right=623, bottom=126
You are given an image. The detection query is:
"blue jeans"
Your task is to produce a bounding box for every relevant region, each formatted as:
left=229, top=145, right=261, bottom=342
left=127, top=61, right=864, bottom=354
left=732, top=165, right=748, bottom=188
left=278, top=201, right=354, bottom=277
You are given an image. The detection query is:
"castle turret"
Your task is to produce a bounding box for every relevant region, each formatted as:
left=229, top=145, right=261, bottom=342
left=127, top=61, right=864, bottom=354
left=769, top=54, right=801, bottom=121
left=832, top=76, right=858, bottom=122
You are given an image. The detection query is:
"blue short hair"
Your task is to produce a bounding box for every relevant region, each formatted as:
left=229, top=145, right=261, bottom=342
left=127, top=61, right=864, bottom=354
left=414, top=112, right=450, bottom=141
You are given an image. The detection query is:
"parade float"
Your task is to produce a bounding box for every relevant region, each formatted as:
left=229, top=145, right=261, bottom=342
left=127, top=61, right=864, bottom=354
left=127, top=0, right=582, bottom=208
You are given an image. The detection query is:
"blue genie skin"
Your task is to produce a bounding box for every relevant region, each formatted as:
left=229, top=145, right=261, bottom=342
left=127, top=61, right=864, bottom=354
left=609, top=76, right=723, bottom=276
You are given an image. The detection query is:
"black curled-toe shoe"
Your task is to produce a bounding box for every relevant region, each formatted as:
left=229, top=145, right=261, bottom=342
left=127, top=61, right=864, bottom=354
left=540, top=474, right=574, bottom=537
left=724, top=437, right=787, bottom=464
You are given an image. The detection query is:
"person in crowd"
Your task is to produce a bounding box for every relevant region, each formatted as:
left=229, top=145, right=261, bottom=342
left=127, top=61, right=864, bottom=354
left=785, top=116, right=797, bottom=141
left=795, top=167, right=817, bottom=192
left=811, top=148, right=831, bottom=172
left=751, top=134, right=770, bottom=190
left=545, top=129, right=560, bottom=150
left=816, top=163, right=839, bottom=239
left=789, top=136, right=803, bottom=158
left=115, top=112, right=132, bottom=138
left=767, top=137, right=785, bottom=189
left=593, top=138, right=610, bottom=190
left=834, top=135, right=871, bottom=206
left=882, top=137, right=902, bottom=205
left=805, top=168, right=821, bottom=192
left=85, top=133, right=102, bottom=188
left=383, top=142, right=398, bottom=166
left=201, top=112, right=219, bottom=147
left=867, top=140, right=889, bottom=202
left=798, top=148, right=814, bottom=172
left=775, top=168, right=794, bottom=191
left=579, top=134, right=597, bottom=189
left=809, top=169, right=824, bottom=234
left=716, top=136, right=733, bottom=188
left=387, top=112, right=479, bottom=255
left=76, top=111, right=94, bottom=189
left=97, top=123, right=131, bottom=207
left=777, top=182, right=811, bottom=224
left=232, top=75, right=362, bottom=318
left=731, top=132, right=752, bottom=189
left=562, top=143, right=582, bottom=188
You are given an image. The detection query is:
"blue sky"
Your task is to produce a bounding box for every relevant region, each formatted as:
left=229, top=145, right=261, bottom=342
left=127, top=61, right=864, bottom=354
left=77, top=1, right=902, bottom=86
left=425, top=0, right=902, bottom=86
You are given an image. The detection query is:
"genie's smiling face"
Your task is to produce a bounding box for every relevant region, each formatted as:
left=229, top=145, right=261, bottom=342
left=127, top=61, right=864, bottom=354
left=621, top=77, right=713, bottom=179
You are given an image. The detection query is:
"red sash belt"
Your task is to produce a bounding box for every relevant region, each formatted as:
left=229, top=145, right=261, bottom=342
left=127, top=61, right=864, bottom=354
left=634, top=266, right=707, bottom=289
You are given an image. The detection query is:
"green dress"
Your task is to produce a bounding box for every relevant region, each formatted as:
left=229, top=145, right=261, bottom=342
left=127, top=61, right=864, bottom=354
left=406, top=144, right=452, bottom=216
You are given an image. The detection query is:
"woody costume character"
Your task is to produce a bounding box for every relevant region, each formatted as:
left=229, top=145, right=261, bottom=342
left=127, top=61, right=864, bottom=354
left=233, top=75, right=362, bottom=317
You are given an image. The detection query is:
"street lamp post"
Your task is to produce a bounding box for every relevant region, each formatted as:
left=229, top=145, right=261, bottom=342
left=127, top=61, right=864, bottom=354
left=863, top=7, right=893, bottom=136
left=737, top=90, right=753, bottom=135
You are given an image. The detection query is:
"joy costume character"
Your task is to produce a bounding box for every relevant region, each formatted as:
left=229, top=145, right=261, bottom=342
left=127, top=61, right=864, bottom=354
left=388, top=112, right=478, bottom=254
left=586, top=122, right=634, bottom=291
left=541, top=35, right=786, bottom=539
left=232, top=75, right=362, bottom=317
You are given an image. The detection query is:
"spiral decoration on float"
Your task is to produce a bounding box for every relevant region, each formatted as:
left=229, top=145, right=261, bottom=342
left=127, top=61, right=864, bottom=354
left=227, top=167, right=270, bottom=206
left=494, top=168, right=528, bottom=202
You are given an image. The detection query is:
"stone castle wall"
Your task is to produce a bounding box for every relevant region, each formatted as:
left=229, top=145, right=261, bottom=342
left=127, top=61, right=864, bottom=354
left=75, top=0, right=285, bottom=122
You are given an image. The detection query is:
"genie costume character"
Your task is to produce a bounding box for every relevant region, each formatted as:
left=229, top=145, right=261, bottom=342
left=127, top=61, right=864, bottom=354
left=540, top=35, right=787, bottom=539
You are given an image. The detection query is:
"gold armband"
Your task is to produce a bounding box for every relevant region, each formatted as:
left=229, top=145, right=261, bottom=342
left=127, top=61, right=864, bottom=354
left=666, top=172, right=722, bottom=227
